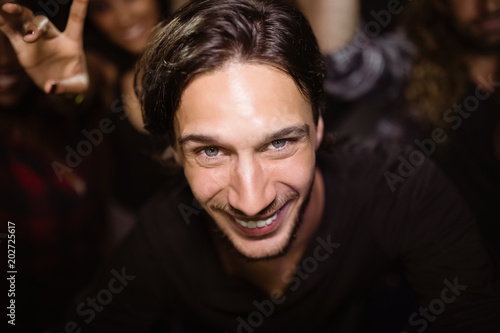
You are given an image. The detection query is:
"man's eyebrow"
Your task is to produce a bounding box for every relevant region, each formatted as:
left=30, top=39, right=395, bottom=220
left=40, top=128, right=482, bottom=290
left=178, top=124, right=310, bottom=148
left=265, top=124, right=310, bottom=142
left=178, top=134, right=219, bottom=147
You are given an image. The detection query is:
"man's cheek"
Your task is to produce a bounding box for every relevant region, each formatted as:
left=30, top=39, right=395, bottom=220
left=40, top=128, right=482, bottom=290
left=186, top=166, right=231, bottom=200
left=269, top=154, right=315, bottom=187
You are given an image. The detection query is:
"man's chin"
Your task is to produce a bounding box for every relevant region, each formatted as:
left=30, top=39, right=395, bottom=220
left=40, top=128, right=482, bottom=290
left=210, top=193, right=312, bottom=262
left=208, top=210, right=300, bottom=262
left=231, top=229, right=299, bottom=262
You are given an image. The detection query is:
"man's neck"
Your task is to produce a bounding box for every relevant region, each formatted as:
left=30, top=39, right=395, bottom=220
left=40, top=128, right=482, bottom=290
left=215, top=167, right=326, bottom=296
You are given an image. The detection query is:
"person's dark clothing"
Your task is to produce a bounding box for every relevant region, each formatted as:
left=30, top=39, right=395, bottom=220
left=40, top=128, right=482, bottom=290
left=53, top=138, right=500, bottom=333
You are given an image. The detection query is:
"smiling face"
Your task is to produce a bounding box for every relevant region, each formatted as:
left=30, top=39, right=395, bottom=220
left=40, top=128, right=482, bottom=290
left=442, top=0, right=500, bottom=52
left=0, top=32, right=32, bottom=109
left=88, top=0, right=160, bottom=54
left=174, top=62, right=323, bottom=260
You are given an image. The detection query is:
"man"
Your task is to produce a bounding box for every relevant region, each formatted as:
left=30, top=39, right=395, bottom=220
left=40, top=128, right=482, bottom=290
left=40, top=1, right=500, bottom=332
left=0, top=0, right=478, bottom=332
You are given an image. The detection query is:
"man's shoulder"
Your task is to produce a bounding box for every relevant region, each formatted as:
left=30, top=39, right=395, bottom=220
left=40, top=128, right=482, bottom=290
left=317, top=135, right=477, bottom=261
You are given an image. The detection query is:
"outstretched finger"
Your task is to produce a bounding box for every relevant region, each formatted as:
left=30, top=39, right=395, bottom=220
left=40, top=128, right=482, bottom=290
left=0, top=3, right=43, bottom=43
left=0, top=10, right=19, bottom=39
left=1, top=2, right=36, bottom=25
left=65, top=0, right=89, bottom=41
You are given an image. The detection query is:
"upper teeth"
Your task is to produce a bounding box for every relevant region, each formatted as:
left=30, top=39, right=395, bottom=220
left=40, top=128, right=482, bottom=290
left=235, top=212, right=278, bottom=229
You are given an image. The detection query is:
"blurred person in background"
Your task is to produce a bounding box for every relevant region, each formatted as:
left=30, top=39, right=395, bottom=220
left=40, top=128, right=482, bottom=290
left=0, top=0, right=110, bottom=331
left=402, top=0, right=500, bottom=255
left=299, top=0, right=500, bottom=331
left=0, top=1, right=190, bottom=329
left=5, top=0, right=190, bottom=248
left=82, top=0, right=190, bottom=246
left=304, top=0, right=500, bottom=254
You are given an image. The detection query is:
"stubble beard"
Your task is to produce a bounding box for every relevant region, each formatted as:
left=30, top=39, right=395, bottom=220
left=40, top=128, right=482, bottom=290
left=208, top=176, right=315, bottom=263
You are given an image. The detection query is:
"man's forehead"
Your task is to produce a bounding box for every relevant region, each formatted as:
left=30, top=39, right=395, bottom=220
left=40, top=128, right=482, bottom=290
left=173, top=63, right=315, bottom=145
left=176, top=63, right=313, bottom=116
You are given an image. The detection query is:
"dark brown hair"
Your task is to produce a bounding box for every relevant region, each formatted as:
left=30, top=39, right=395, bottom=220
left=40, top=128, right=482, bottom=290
left=136, top=0, right=325, bottom=146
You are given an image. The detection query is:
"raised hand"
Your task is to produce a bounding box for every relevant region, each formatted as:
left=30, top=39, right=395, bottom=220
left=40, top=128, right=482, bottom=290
left=0, top=0, right=89, bottom=94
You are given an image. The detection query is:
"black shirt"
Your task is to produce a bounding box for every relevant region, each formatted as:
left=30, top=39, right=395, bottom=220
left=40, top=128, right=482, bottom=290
left=55, top=138, right=500, bottom=333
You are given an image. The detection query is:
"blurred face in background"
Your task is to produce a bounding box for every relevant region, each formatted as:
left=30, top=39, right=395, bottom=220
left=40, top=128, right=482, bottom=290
left=88, top=0, right=161, bottom=54
left=443, top=0, right=500, bottom=52
left=0, top=32, right=32, bottom=109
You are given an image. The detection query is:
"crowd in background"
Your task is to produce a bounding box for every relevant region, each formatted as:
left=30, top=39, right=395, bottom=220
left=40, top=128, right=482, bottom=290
left=0, top=0, right=498, bottom=331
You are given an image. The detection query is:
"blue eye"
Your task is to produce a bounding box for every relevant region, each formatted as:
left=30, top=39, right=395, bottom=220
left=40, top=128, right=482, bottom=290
left=204, top=147, right=219, bottom=157
left=271, top=140, right=287, bottom=149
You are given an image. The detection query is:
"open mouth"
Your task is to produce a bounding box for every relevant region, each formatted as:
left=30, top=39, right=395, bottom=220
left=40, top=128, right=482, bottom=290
left=235, top=212, right=278, bottom=229
left=231, top=202, right=290, bottom=238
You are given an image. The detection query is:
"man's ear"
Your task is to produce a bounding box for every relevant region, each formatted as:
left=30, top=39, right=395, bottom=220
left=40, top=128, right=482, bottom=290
left=315, top=115, right=324, bottom=150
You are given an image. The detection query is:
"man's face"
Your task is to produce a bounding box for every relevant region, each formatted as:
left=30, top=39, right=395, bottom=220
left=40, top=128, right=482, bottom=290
left=174, top=63, right=323, bottom=260
left=444, top=0, right=500, bottom=52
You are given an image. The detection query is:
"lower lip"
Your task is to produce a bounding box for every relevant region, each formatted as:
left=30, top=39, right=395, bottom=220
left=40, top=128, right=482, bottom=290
left=232, top=202, right=290, bottom=238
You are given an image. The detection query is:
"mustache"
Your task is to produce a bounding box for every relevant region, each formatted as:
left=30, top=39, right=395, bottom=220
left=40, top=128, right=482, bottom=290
left=210, top=192, right=299, bottom=219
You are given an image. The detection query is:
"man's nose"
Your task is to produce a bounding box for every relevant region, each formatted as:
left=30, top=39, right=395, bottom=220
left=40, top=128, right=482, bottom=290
left=228, top=157, right=275, bottom=217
